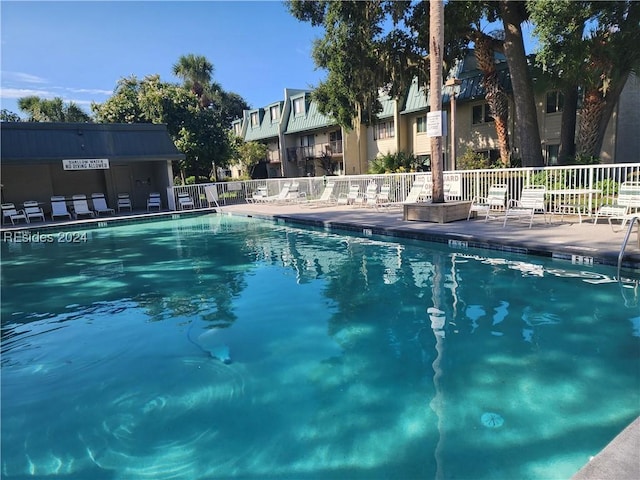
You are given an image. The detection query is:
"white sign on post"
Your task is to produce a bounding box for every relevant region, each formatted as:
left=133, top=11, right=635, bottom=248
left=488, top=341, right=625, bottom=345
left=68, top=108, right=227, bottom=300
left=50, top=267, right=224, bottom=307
left=427, top=111, right=448, bottom=138
left=62, top=158, right=110, bottom=170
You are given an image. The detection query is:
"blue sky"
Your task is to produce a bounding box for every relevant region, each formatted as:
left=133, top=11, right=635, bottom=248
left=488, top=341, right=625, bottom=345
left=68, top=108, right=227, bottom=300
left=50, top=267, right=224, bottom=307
left=1, top=0, right=326, bottom=116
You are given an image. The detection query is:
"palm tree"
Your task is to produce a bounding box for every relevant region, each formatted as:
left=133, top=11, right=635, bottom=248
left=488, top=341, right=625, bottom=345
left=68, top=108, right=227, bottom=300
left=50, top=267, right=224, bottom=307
left=172, top=54, right=214, bottom=109
left=17, top=96, right=91, bottom=122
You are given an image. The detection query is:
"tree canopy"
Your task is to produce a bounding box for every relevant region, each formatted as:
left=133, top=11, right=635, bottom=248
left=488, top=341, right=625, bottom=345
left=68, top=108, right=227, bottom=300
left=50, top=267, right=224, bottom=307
left=15, top=96, right=92, bottom=123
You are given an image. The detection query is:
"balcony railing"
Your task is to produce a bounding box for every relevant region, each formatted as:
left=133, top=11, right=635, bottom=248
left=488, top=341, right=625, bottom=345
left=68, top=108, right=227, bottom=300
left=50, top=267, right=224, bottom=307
left=266, top=150, right=280, bottom=163
left=286, top=141, right=343, bottom=162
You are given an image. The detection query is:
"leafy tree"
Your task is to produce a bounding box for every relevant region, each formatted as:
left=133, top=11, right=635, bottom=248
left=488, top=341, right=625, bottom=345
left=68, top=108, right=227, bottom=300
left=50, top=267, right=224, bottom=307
left=172, top=54, right=215, bottom=109
left=17, top=96, right=92, bottom=122
left=0, top=109, right=21, bottom=122
left=529, top=0, right=640, bottom=159
left=234, top=141, right=269, bottom=177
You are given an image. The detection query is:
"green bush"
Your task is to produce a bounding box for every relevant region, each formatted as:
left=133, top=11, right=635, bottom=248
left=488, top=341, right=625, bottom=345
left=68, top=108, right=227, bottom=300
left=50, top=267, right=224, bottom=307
left=369, top=151, right=418, bottom=174
left=456, top=148, right=493, bottom=170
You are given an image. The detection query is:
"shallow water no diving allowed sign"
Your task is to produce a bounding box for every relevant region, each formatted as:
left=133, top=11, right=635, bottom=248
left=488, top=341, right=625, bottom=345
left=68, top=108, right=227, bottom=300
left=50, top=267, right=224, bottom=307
left=62, top=158, right=110, bottom=170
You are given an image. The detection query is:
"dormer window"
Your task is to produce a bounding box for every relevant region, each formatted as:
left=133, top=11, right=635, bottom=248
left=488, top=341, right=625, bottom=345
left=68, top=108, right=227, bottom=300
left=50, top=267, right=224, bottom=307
left=250, top=111, right=259, bottom=127
left=270, top=105, right=280, bottom=122
left=233, top=123, right=242, bottom=136
left=293, top=97, right=305, bottom=116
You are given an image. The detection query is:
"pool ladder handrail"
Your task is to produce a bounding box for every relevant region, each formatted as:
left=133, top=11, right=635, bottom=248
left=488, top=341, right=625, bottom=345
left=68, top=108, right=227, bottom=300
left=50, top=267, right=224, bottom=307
left=617, top=215, right=639, bottom=279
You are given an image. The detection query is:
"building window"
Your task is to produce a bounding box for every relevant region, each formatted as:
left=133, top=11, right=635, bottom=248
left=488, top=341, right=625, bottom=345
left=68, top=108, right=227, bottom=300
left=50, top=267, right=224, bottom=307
left=472, top=104, right=493, bottom=124
left=546, top=144, right=559, bottom=165
left=293, top=97, right=305, bottom=116
left=233, top=123, right=242, bottom=136
left=416, top=154, right=431, bottom=171
left=546, top=91, right=564, bottom=113
left=374, top=120, right=395, bottom=140
left=270, top=105, right=280, bottom=122
left=416, top=115, right=427, bottom=133
left=250, top=111, right=259, bottom=127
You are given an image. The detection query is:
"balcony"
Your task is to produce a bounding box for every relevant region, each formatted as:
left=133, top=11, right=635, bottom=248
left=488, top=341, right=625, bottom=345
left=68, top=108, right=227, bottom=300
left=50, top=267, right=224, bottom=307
left=286, top=141, right=343, bottom=162
left=266, top=150, right=280, bottom=163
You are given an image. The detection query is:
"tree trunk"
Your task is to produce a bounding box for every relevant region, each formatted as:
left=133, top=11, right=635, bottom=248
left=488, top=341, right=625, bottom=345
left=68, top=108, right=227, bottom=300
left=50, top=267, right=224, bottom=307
left=558, top=84, right=578, bottom=164
left=499, top=0, right=544, bottom=167
left=429, top=0, right=445, bottom=203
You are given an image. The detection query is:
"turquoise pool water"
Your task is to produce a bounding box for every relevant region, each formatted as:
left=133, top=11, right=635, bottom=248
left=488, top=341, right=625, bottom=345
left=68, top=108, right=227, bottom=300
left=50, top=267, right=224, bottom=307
left=1, top=214, right=638, bottom=480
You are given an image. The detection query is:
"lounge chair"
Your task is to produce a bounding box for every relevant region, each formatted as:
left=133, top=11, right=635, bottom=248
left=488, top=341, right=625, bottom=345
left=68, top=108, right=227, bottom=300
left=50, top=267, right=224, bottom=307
left=147, top=193, right=161, bottom=212
left=467, top=184, right=508, bottom=221
left=403, top=176, right=429, bottom=203
left=2, top=203, right=28, bottom=225
left=247, top=186, right=268, bottom=203
left=51, top=196, right=72, bottom=220
left=374, top=184, right=393, bottom=210
left=337, top=184, right=361, bottom=206
left=283, top=181, right=306, bottom=203
left=362, top=183, right=380, bottom=208
left=117, top=193, right=132, bottom=212
left=503, top=185, right=547, bottom=228
left=91, top=193, right=115, bottom=216
left=264, top=182, right=291, bottom=203
left=72, top=194, right=96, bottom=219
left=23, top=201, right=45, bottom=222
left=302, top=181, right=337, bottom=207
left=177, top=192, right=195, bottom=210
left=594, top=181, right=640, bottom=229
left=204, top=185, right=220, bottom=209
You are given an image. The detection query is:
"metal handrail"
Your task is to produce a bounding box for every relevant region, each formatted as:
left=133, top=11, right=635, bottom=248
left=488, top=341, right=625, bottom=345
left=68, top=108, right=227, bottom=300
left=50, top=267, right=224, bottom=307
left=617, top=215, right=639, bottom=279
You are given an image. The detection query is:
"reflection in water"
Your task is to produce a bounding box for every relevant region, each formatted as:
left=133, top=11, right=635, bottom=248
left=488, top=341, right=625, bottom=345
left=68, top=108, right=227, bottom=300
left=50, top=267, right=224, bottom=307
left=1, top=215, right=638, bottom=479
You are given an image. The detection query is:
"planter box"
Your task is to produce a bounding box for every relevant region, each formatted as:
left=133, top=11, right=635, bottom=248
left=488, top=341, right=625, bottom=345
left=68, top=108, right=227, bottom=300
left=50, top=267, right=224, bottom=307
left=403, top=201, right=472, bottom=223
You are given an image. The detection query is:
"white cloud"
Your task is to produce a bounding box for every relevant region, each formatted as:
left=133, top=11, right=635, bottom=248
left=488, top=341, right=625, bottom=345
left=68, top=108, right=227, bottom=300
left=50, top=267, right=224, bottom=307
left=2, top=71, right=48, bottom=84
left=0, top=87, right=56, bottom=99
left=67, top=87, right=113, bottom=96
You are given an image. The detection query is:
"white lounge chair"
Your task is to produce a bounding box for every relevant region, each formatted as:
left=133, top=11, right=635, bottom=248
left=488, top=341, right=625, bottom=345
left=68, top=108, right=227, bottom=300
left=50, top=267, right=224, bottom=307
left=117, top=193, right=132, bottom=212
left=264, top=182, right=291, bottom=203
left=72, top=194, right=95, bottom=219
left=51, top=196, right=72, bottom=220
left=302, top=181, right=337, bottom=208
left=594, top=181, right=640, bottom=229
left=403, top=176, right=428, bottom=203
left=23, top=201, right=45, bottom=222
left=503, top=185, right=547, bottom=228
left=362, top=183, right=380, bottom=208
left=247, top=186, right=268, bottom=203
left=337, top=184, right=361, bottom=205
left=147, top=193, right=161, bottom=212
left=177, top=192, right=195, bottom=210
left=2, top=203, right=28, bottom=225
left=283, top=181, right=305, bottom=203
left=374, top=184, right=393, bottom=210
left=468, top=184, right=508, bottom=221
left=204, top=185, right=220, bottom=209
left=91, top=193, right=115, bottom=216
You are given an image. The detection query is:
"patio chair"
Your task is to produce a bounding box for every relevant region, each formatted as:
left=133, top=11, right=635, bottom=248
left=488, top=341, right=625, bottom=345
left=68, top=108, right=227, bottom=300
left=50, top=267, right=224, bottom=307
left=72, top=194, right=96, bottom=219
left=2, top=203, right=28, bottom=225
left=147, top=192, right=161, bottom=212
left=467, top=184, right=508, bottom=221
left=302, top=181, right=337, bottom=208
left=403, top=176, right=428, bottom=203
left=264, top=182, right=291, bottom=203
left=283, top=181, right=306, bottom=203
left=177, top=192, right=195, bottom=210
left=503, top=185, right=547, bottom=228
left=117, top=193, right=132, bottom=212
left=247, top=186, right=268, bottom=203
left=204, top=185, right=220, bottom=209
left=594, top=181, right=640, bottom=229
left=91, top=193, right=115, bottom=216
left=337, top=184, right=361, bottom=205
left=23, top=201, right=45, bottom=222
left=374, top=184, right=394, bottom=210
left=362, top=182, right=380, bottom=208
left=50, top=196, right=72, bottom=220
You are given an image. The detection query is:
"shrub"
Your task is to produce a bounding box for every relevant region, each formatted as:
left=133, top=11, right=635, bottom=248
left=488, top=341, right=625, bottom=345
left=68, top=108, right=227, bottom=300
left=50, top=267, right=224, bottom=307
left=456, top=148, right=492, bottom=170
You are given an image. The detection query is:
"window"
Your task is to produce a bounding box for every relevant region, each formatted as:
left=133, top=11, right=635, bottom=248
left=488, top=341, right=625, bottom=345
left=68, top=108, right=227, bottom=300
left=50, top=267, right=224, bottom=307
left=233, top=123, right=242, bottom=136
left=270, top=105, right=280, bottom=122
left=374, top=120, right=395, bottom=140
left=416, top=116, right=427, bottom=133
left=546, top=91, right=564, bottom=114
left=472, top=104, right=493, bottom=124
left=546, top=144, right=559, bottom=165
left=293, top=97, right=305, bottom=115
left=250, top=111, right=259, bottom=127
left=417, top=154, right=431, bottom=171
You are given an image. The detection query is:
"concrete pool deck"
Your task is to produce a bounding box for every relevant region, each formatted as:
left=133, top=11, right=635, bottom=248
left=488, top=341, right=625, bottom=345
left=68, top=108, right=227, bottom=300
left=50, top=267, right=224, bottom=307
left=1, top=203, right=638, bottom=478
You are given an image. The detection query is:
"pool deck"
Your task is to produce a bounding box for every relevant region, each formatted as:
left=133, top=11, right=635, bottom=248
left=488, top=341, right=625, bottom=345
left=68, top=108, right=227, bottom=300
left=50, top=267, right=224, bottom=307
left=1, top=203, right=639, bottom=478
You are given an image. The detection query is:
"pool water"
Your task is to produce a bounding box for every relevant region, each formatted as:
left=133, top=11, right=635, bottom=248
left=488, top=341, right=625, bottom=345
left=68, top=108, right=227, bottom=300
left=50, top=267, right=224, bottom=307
left=1, top=214, right=638, bottom=480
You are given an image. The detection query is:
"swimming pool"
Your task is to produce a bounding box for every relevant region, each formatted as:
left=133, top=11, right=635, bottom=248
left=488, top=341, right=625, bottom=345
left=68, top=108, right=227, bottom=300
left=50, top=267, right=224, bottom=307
left=1, top=214, right=638, bottom=479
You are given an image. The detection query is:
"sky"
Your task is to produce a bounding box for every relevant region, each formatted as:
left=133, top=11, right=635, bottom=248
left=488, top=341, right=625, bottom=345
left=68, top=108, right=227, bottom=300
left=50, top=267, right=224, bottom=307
left=0, top=0, right=327, bottom=116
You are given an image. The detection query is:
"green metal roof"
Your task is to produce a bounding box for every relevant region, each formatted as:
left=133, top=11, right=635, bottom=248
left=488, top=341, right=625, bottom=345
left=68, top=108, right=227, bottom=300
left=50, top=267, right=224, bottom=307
left=376, top=93, right=395, bottom=119
left=1, top=122, right=184, bottom=164
left=285, top=92, right=337, bottom=134
left=244, top=101, right=283, bottom=141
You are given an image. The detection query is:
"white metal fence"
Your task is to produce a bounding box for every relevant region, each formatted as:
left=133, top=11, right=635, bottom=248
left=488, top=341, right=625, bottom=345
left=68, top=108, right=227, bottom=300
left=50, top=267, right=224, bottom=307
left=171, top=163, right=640, bottom=210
